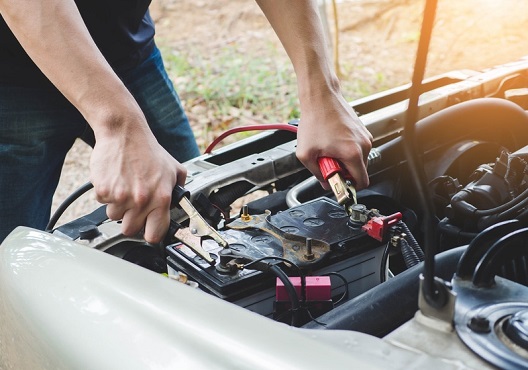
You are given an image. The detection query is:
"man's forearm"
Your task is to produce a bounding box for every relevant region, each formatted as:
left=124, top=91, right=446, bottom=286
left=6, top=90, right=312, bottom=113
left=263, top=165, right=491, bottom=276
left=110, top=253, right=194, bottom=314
left=255, top=0, right=373, bottom=190
left=0, top=0, right=142, bottom=136
left=255, top=0, right=339, bottom=101
left=0, top=0, right=187, bottom=243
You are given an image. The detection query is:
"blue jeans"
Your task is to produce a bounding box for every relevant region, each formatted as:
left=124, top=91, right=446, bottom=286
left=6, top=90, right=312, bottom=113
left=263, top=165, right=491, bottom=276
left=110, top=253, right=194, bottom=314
left=0, top=46, right=200, bottom=241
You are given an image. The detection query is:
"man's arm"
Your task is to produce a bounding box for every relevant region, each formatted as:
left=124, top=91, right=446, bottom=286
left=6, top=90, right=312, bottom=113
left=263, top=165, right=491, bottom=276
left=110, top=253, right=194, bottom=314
left=255, top=0, right=373, bottom=189
left=0, top=0, right=184, bottom=243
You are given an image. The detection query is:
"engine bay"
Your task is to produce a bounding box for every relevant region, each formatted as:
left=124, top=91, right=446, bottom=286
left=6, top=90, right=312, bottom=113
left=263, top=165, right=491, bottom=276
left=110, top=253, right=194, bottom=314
left=48, top=56, right=528, bottom=367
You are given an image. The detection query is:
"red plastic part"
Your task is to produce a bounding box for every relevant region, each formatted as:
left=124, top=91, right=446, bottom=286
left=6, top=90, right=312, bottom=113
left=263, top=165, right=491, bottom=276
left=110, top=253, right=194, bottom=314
left=276, top=276, right=332, bottom=302
left=318, top=157, right=342, bottom=181
left=362, top=212, right=403, bottom=242
left=318, top=156, right=355, bottom=181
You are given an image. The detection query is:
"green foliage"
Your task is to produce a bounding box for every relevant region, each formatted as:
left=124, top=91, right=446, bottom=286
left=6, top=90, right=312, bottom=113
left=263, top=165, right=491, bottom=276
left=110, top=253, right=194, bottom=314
left=161, top=43, right=383, bottom=149
left=338, top=64, right=390, bottom=100
left=163, top=44, right=300, bottom=124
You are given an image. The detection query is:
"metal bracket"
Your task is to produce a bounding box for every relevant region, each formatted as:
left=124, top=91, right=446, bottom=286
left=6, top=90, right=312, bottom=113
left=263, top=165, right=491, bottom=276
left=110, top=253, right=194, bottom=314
left=418, top=274, right=457, bottom=325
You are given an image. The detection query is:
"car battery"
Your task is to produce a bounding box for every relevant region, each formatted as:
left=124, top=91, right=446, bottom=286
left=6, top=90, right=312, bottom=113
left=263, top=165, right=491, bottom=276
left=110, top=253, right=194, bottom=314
left=166, top=197, right=385, bottom=318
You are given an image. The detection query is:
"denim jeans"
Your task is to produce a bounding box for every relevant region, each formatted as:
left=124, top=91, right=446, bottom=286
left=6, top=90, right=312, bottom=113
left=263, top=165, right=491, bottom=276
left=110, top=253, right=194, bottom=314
left=0, top=45, right=200, bottom=241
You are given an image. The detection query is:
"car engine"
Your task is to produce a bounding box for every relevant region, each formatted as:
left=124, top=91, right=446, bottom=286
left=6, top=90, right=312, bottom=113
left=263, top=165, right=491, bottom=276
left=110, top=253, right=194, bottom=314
left=45, top=53, right=528, bottom=368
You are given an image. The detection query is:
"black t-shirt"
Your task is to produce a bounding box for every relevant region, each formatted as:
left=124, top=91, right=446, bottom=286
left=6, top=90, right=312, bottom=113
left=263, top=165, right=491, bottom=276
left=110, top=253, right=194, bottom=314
left=0, top=0, right=155, bottom=86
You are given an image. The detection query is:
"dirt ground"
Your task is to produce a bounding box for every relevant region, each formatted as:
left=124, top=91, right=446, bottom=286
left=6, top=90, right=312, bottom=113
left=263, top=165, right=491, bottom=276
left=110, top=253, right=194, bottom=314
left=52, top=0, right=528, bottom=225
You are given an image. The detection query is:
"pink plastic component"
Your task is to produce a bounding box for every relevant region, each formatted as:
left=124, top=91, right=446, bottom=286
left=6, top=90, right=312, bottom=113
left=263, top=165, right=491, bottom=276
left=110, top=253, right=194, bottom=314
left=276, top=276, right=332, bottom=302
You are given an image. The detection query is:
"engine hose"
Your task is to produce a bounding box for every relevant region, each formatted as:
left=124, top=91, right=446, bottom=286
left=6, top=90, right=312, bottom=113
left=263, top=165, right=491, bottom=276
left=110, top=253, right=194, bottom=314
left=451, top=186, right=528, bottom=218
left=400, top=238, right=421, bottom=268
left=494, top=193, right=528, bottom=220
left=462, top=192, right=528, bottom=230
left=399, top=221, right=424, bottom=261
left=515, top=208, right=528, bottom=222
left=208, top=181, right=255, bottom=212
left=476, top=192, right=528, bottom=230
left=437, top=218, right=477, bottom=239
left=269, top=265, right=301, bottom=326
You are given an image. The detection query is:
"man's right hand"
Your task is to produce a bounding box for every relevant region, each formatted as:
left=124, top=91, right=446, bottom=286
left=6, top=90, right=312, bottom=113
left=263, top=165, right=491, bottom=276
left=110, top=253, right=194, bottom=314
left=90, top=111, right=187, bottom=244
left=0, top=0, right=185, bottom=243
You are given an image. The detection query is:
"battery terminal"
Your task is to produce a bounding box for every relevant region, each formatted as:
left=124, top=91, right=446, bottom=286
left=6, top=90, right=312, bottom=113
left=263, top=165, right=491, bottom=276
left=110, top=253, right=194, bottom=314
left=240, top=205, right=252, bottom=222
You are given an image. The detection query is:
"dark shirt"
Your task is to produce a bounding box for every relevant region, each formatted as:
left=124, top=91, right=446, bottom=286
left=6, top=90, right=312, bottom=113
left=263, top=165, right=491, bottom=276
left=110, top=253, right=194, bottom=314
left=0, top=0, right=155, bottom=86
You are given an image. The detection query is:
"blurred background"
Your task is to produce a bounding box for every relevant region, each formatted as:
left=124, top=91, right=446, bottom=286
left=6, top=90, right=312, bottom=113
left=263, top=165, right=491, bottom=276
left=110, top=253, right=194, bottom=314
left=53, top=0, right=528, bottom=225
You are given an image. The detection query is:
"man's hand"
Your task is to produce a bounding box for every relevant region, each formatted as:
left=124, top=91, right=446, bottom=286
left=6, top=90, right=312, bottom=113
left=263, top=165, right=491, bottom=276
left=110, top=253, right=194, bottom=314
left=256, top=0, right=373, bottom=190
left=0, top=0, right=184, bottom=242
left=296, top=88, right=373, bottom=190
left=90, top=112, right=186, bottom=244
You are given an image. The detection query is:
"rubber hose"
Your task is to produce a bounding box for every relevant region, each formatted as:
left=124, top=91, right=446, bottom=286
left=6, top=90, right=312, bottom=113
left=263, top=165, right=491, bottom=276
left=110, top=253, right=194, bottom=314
left=400, top=238, right=421, bottom=268
left=208, top=181, right=255, bottom=211
left=400, top=222, right=425, bottom=261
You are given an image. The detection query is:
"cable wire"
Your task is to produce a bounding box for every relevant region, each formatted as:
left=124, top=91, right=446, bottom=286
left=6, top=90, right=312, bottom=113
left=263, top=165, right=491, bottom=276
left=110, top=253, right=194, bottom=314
left=402, top=0, right=443, bottom=307
left=46, top=181, right=94, bottom=232
left=380, top=242, right=391, bottom=283
left=323, top=272, right=349, bottom=305
left=269, top=264, right=301, bottom=326
left=244, top=255, right=306, bottom=315
left=204, top=124, right=298, bottom=154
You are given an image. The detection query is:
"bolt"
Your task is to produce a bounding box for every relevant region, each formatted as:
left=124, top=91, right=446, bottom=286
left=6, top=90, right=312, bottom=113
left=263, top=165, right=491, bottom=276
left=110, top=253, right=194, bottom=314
left=78, top=224, right=102, bottom=240
left=241, top=205, right=251, bottom=222
left=304, top=238, right=315, bottom=261
left=391, top=235, right=401, bottom=247
left=468, top=315, right=491, bottom=333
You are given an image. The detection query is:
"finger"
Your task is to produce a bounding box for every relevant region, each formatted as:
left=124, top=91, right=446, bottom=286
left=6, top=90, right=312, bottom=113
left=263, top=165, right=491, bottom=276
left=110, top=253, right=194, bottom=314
left=319, top=180, right=331, bottom=191
left=302, top=159, right=327, bottom=188
left=143, top=206, right=170, bottom=244
left=363, top=134, right=374, bottom=166
left=106, top=202, right=128, bottom=221
left=96, top=183, right=132, bottom=219
left=120, top=185, right=172, bottom=242
left=120, top=207, right=148, bottom=238
left=175, top=163, right=188, bottom=187
left=343, top=158, right=369, bottom=190
left=105, top=191, right=145, bottom=222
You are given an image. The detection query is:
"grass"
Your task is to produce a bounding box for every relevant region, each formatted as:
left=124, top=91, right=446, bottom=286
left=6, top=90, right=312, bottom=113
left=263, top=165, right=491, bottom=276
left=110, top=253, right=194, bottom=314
left=162, top=43, right=380, bottom=150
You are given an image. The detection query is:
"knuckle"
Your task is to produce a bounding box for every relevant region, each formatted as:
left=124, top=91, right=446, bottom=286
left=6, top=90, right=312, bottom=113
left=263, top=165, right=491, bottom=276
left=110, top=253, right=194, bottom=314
left=133, top=190, right=150, bottom=208
left=114, top=188, right=130, bottom=204
left=106, top=206, right=122, bottom=221
left=177, top=165, right=188, bottom=178
left=364, top=137, right=373, bottom=150
left=295, top=148, right=310, bottom=163
left=95, top=185, right=111, bottom=201
left=158, top=190, right=172, bottom=206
